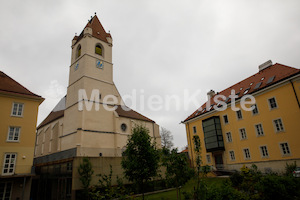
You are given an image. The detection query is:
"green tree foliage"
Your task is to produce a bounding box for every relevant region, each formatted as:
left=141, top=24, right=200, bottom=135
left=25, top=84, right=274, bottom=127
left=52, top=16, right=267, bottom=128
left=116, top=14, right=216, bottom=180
left=162, top=148, right=194, bottom=199
left=78, top=157, right=94, bottom=198
left=193, top=135, right=207, bottom=199
left=121, top=124, right=160, bottom=199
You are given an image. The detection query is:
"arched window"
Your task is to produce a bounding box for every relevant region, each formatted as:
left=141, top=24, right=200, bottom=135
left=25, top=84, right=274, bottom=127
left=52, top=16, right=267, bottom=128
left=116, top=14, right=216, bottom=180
left=95, top=44, right=102, bottom=56
left=76, top=45, right=81, bottom=58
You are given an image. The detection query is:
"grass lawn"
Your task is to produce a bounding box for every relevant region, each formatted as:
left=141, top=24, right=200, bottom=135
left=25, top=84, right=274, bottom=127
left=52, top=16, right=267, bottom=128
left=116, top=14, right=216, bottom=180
left=136, top=177, right=228, bottom=200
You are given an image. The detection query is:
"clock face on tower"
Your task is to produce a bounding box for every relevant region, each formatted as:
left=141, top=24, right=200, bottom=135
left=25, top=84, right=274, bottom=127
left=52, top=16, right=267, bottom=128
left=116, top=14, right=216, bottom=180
left=96, top=60, right=104, bottom=69
left=75, top=62, right=79, bottom=71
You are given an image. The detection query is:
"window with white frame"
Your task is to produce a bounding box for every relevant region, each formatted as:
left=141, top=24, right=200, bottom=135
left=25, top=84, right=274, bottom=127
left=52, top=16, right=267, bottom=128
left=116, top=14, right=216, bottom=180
left=280, top=142, right=291, bottom=156
left=236, top=110, right=243, bottom=120
left=251, top=104, right=259, bottom=115
left=255, top=124, right=264, bottom=136
left=206, top=154, right=211, bottom=163
left=260, top=146, right=269, bottom=158
left=268, top=97, right=278, bottom=109
left=7, top=126, right=20, bottom=142
left=226, top=132, right=232, bottom=142
left=11, top=102, right=24, bottom=117
left=193, top=126, right=197, bottom=134
left=239, top=128, right=247, bottom=140
left=273, top=118, right=284, bottom=132
left=0, top=182, right=12, bottom=200
left=2, top=153, right=17, bottom=175
left=223, top=115, right=229, bottom=124
left=229, top=151, right=235, bottom=161
left=243, top=148, right=251, bottom=159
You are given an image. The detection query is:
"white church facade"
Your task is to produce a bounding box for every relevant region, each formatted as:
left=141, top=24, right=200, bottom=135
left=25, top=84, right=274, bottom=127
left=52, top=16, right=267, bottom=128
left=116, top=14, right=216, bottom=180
left=32, top=15, right=161, bottom=200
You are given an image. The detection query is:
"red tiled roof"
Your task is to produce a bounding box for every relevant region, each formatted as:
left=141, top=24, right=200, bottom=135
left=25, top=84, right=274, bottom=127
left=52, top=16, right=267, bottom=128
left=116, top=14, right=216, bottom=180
left=115, top=105, right=155, bottom=123
left=0, top=71, right=43, bottom=99
left=181, top=148, right=189, bottom=153
left=37, top=105, right=154, bottom=130
left=183, top=63, right=300, bottom=122
left=74, top=15, right=112, bottom=45
left=37, top=110, right=64, bottom=129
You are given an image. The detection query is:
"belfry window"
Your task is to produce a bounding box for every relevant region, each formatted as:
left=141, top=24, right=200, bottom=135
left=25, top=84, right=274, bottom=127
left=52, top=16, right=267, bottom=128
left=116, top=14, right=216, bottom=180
left=95, top=44, right=102, bottom=56
left=76, top=45, right=81, bottom=58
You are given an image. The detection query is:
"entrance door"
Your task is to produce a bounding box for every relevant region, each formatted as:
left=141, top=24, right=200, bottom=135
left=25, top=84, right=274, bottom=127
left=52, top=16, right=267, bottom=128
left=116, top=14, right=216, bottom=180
left=214, top=154, right=224, bottom=170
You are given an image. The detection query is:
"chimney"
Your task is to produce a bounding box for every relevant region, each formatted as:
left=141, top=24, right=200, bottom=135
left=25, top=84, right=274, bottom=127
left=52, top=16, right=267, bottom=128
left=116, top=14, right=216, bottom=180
left=259, top=60, right=273, bottom=71
left=207, top=89, right=215, bottom=100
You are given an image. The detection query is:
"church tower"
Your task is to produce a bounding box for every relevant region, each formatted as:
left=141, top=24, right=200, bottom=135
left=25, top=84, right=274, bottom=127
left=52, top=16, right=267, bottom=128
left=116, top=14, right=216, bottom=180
left=35, top=14, right=161, bottom=160
left=33, top=15, right=161, bottom=198
left=63, top=15, right=124, bottom=155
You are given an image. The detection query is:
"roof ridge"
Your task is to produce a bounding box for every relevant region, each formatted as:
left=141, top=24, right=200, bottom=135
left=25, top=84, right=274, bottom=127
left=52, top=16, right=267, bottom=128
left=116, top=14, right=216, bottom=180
left=0, top=71, right=43, bottom=98
left=183, top=63, right=300, bottom=122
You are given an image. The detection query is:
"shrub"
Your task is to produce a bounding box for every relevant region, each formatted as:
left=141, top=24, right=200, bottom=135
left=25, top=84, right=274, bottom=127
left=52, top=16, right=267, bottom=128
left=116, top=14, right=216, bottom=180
left=230, top=171, right=243, bottom=188
left=257, top=174, right=300, bottom=200
left=285, top=161, right=297, bottom=176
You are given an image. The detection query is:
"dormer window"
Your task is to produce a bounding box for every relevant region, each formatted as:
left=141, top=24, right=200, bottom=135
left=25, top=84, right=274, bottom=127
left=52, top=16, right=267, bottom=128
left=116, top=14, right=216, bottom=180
left=76, top=45, right=81, bottom=58
left=95, top=44, right=102, bottom=56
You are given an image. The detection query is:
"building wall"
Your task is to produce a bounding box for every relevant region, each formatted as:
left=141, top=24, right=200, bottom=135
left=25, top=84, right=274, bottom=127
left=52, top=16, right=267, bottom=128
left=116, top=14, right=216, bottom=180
left=0, top=94, right=40, bottom=175
left=35, top=115, right=161, bottom=158
left=186, top=77, right=300, bottom=173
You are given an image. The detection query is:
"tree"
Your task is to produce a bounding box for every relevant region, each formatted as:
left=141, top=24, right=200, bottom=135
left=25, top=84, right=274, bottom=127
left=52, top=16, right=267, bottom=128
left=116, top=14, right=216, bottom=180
left=160, top=127, right=174, bottom=150
left=162, top=148, right=193, bottom=200
left=193, top=135, right=207, bottom=200
left=121, top=124, right=160, bottom=200
left=78, top=157, right=94, bottom=198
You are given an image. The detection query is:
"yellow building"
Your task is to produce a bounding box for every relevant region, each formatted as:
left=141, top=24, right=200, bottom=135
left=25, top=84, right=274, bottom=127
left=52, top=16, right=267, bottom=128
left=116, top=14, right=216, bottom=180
left=183, top=61, right=300, bottom=173
left=0, top=71, right=44, bottom=200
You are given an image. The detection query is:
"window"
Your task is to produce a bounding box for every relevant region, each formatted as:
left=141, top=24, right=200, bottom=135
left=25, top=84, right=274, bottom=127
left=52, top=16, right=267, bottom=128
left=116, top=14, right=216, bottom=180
left=76, top=44, right=81, bottom=58
left=254, top=82, right=262, bottom=90
left=0, top=182, right=12, bottom=200
left=280, top=143, right=291, bottom=156
left=229, top=151, right=235, bottom=161
left=223, top=115, right=229, bottom=124
left=121, top=123, right=127, bottom=132
left=7, top=127, right=20, bottom=142
left=255, top=124, right=264, bottom=136
left=243, top=88, right=250, bottom=95
left=243, top=148, right=251, bottom=159
left=193, top=126, right=197, bottom=134
left=236, top=110, right=243, bottom=120
left=2, top=153, right=17, bottom=175
left=95, top=44, right=102, bottom=56
left=251, top=104, right=259, bottom=115
left=226, top=132, right=232, bottom=142
left=266, top=76, right=275, bottom=84
left=260, top=146, right=269, bottom=158
left=11, top=102, right=24, bottom=117
left=67, top=162, right=73, bottom=172
left=273, top=118, right=284, bottom=132
left=239, top=128, right=247, bottom=140
left=206, top=155, right=211, bottom=163
left=268, top=97, right=277, bottom=109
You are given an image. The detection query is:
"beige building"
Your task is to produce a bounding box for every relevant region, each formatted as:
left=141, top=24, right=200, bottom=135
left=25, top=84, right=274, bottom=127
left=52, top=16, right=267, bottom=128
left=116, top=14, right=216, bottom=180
left=32, top=15, right=161, bottom=200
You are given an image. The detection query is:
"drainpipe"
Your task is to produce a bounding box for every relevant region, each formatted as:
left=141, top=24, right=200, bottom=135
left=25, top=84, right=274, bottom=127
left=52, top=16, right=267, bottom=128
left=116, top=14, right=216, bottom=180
left=290, top=80, right=300, bottom=109
left=186, top=123, right=194, bottom=168
left=21, top=177, right=26, bottom=200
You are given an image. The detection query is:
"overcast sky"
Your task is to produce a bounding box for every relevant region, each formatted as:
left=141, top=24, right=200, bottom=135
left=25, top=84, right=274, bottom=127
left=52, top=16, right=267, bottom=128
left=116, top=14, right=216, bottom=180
left=1, top=0, right=300, bottom=150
